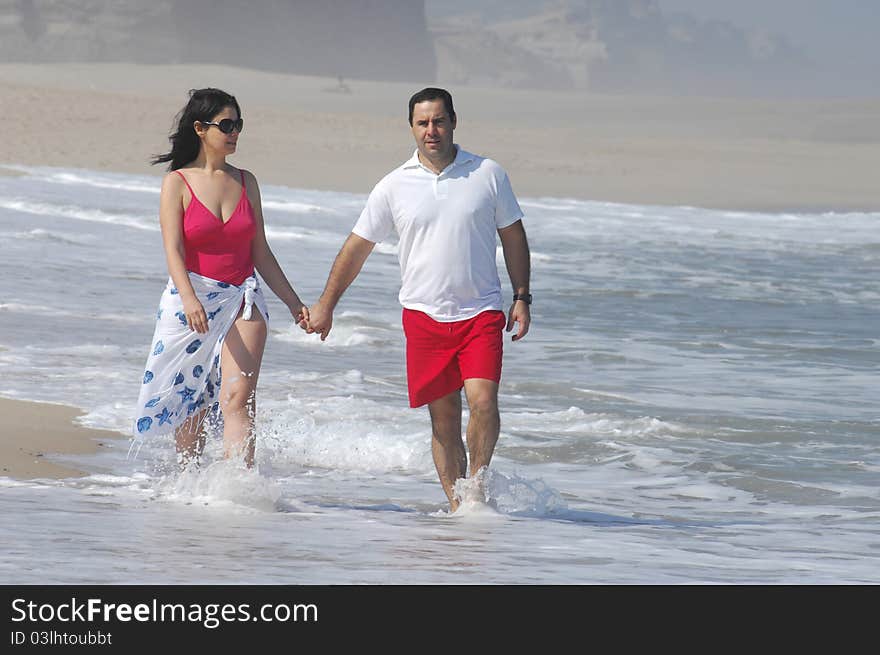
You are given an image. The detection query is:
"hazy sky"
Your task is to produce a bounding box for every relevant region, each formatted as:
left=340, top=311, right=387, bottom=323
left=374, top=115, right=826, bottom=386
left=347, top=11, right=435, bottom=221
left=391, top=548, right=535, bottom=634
left=426, top=0, right=879, bottom=96
left=429, top=0, right=880, bottom=65
left=658, top=0, right=879, bottom=67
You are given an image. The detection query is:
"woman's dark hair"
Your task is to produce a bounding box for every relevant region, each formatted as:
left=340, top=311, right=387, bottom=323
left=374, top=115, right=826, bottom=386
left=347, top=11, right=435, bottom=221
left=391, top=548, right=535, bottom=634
left=408, top=87, right=455, bottom=126
left=151, top=88, right=242, bottom=170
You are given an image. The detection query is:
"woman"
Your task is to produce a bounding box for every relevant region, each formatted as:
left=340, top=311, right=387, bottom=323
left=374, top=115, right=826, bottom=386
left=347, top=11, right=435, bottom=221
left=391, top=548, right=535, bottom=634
left=133, top=88, right=308, bottom=467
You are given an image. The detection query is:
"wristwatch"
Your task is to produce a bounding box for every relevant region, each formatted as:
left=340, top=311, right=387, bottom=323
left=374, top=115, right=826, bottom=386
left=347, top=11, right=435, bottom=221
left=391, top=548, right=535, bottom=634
left=513, top=293, right=532, bottom=305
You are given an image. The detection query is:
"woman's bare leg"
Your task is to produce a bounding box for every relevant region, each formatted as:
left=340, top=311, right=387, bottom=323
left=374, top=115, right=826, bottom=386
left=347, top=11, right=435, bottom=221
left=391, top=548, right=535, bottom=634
left=219, top=306, right=267, bottom=467
left=175, top=409, right=208, bottom=468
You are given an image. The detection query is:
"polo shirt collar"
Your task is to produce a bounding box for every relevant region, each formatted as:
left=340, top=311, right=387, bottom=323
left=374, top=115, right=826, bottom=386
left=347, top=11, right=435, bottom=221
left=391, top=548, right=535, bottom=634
left=404, top=145, right=474, bottom=173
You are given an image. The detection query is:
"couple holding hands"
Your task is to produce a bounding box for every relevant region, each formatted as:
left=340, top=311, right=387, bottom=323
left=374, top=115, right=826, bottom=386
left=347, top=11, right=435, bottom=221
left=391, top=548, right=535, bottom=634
left=134, top=86, right=531, bottom=511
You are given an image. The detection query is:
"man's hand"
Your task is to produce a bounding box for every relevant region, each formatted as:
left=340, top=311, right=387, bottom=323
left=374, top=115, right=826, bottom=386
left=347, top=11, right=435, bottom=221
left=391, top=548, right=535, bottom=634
left=304, top=299, right=333, bottom=341
left=506, top=300, right=530, bottom=341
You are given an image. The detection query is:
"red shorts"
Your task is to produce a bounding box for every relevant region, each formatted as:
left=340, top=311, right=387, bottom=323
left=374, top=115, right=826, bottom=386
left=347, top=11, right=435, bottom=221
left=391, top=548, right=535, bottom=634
left=402, top=309, right=505, bottom=408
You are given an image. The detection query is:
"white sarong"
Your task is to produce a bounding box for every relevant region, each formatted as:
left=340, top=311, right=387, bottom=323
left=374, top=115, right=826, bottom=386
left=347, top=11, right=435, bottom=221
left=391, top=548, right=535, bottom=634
left=132, top=271, right=269, bottom=439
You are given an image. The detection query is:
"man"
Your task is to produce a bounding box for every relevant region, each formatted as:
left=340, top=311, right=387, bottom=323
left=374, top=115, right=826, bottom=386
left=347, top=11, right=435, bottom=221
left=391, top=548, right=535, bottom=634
left=304, top=87, right=531, bottom=512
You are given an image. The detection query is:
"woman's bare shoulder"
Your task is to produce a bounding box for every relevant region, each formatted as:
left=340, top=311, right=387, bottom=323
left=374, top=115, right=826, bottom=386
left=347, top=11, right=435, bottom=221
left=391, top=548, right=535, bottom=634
left=236, top=167, right=258, bottom=185
left=161, top=170, right=187, bottom=188
left=159, top=170, right=189, bottom=206
left=236, top=168, right=261, bottom=198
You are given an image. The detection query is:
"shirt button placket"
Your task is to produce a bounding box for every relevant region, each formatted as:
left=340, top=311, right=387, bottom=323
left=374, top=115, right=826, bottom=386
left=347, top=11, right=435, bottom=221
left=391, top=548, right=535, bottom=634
left=435, top=175, right=449, bottom=200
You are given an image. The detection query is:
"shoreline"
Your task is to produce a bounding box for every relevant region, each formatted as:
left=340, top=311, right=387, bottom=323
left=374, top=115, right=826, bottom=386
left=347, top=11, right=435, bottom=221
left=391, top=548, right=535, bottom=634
left=3, top=62, right=878, bottom=213
left=1, top=161, right=875, bottom=216
left=0, top=397, right=126, bottom=481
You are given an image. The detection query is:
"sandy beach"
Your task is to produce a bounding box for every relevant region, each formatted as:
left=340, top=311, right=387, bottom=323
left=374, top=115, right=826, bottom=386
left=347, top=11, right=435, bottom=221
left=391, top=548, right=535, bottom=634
left=0, top=397, right=124, bottom=480
left=2, top=62, right=879, bottom=481
left=3, top=62, right=879, bottom=211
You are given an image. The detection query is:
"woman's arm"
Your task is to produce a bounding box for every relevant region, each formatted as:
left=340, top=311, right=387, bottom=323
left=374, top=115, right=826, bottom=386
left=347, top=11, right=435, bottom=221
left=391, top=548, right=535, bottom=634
left=244, top=170, right=307, bottom=323
left=159, top=172, right=208, bottom=333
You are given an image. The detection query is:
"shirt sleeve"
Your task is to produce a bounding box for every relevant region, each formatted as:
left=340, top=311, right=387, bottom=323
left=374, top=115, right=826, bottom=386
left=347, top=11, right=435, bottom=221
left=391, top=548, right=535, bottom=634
left=352, top=181, right=394, bottom=243
left=494, top=168, right=524, bottom=229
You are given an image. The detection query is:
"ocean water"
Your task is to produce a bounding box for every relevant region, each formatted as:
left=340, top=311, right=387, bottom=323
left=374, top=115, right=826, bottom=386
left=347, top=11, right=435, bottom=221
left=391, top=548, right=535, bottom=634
left=0, top=164, right=877, bottom=584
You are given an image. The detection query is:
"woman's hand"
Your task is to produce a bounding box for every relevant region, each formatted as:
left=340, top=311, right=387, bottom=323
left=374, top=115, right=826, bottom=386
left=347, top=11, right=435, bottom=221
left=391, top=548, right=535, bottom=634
left=182, top=295, right=208, bottom=334
left=288, top=299, right=309, bottom=328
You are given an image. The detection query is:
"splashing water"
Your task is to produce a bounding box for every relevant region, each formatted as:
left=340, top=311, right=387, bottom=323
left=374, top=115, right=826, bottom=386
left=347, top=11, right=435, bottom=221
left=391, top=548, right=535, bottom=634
left=453, top=467, right=568, bottom=517
left=156, top=459, right=282, bottom=512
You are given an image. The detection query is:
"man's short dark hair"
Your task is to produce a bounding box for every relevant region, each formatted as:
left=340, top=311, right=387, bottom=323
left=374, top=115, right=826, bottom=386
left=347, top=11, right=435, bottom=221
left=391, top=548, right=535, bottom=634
left=408, top=87, right=456, bottom=125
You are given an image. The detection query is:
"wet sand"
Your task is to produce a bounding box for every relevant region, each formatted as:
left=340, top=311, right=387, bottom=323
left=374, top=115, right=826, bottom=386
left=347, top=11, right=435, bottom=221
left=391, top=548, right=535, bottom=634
left=0, top=397, right=124, bottom=480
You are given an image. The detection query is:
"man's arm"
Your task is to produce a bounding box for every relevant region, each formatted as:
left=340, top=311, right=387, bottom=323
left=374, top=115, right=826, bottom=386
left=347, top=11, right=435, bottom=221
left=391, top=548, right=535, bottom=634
left=498, top=219, right=531, bottom=341
left=305, top=232, right=376, bottom=341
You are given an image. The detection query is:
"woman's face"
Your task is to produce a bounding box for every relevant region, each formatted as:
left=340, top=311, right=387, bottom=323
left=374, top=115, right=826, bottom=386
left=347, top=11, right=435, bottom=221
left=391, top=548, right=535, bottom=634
left=195, top=105, right=241, bottom=156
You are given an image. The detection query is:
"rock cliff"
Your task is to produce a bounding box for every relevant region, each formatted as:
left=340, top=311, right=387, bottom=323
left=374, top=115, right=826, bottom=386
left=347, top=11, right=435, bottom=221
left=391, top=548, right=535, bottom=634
left=0, top=0, right=436, bottom=83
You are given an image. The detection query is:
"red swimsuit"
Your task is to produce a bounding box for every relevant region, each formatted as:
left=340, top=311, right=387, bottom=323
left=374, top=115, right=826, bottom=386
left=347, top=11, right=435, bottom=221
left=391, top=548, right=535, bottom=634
left=175, top=169, right=256, bottom=286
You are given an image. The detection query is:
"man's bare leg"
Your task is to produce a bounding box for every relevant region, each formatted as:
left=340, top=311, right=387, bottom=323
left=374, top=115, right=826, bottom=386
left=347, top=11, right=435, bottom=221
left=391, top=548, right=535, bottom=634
left=428, top=389, right=465, bottom=511
left=463, top=378, right=500, bottom=495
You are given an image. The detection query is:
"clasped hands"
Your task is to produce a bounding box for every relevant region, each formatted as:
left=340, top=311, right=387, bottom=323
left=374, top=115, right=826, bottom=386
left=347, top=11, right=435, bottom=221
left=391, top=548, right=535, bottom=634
left=295, top=300, right=333, bottom=341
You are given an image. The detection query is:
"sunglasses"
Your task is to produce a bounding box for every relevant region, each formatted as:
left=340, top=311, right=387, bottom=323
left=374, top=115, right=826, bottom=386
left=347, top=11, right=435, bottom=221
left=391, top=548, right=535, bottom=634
left=200, top=118, right=244, bottom=134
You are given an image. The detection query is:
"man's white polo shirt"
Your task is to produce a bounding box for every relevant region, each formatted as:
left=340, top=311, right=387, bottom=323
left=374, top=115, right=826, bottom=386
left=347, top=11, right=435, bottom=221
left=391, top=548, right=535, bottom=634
left=352, top=146, right=524, bottom=322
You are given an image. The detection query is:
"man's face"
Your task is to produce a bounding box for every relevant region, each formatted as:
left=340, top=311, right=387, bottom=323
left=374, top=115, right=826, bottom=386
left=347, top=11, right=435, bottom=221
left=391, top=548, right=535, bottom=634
left=411, top=99, right=456, bottom=163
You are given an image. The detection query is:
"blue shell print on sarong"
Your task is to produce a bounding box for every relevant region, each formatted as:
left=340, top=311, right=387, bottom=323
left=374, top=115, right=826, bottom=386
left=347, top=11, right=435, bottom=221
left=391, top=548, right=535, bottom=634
left=132, top=271, right=268, bottom=439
